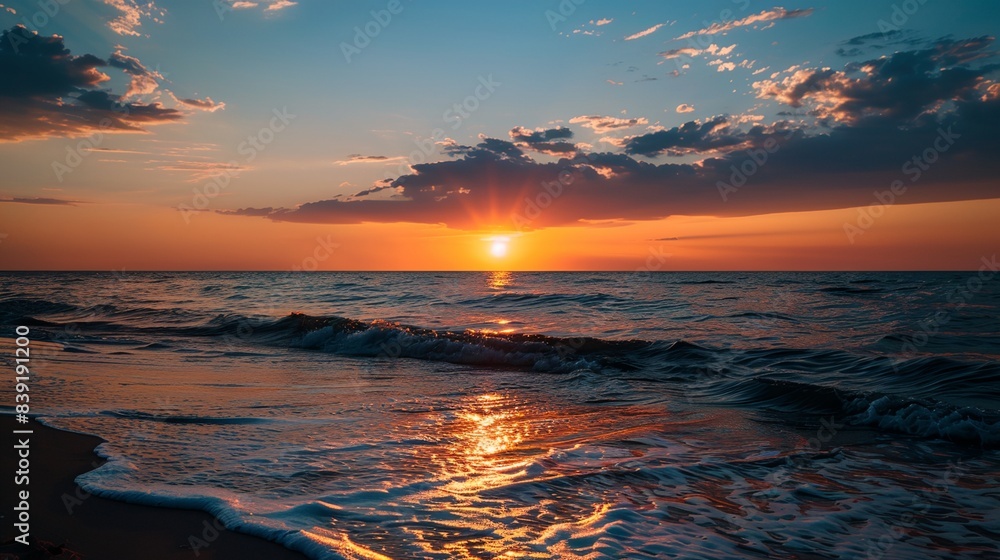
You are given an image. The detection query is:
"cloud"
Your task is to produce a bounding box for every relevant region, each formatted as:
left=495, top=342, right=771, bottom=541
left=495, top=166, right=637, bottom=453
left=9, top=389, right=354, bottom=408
left=0, top=197, right=81, bottom=205
left=83, top=147, right=150, bottom=154
left=222, top=38, right=1000, bottom=232
left=172, top=95, right=226, bottom=112
left=109, top=49, right=162, bottom=98
left=675, top=7, right=813, bottom=40
left=625, top=23, right=667, bottom=41
left=265, top=0, right=297, bottom=11
left=219, top=206, right=279, bottom=217
left=659, top=43, right=737, bottom=65
left=148, top=160, right=245, bottom=181
left=102, top=0, right=165, bottom=37
left=335, top=154, right=409, bottom=165
left=0, top=26, right=183, bottom=142
left=595, top=18, right=613, bottom=26
left=569, top=115, right=648, bottom=133
left=710, top=60, right=737, bottom=72
left=836, top=30, right=924, bottom=57
left=508, top=127, right=577, bottom=155
left=226, top=101, right=1000, bottom=229
left=659, top=47, right=703, bottom=60
left=509, top=126, right=573, bottom=143
left=676, top=104, right=695, bottom=113
left=753, top=36, right=998, bottom=124
left=523, top=141, right=579, bottom=156
left=623, top=116, right=748, bottom=157
left=219, top=0, right=296, bottom=14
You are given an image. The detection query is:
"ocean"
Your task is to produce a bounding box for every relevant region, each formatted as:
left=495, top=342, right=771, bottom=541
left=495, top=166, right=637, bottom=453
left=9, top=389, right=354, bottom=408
left=1, top=271, right=999, bottom=559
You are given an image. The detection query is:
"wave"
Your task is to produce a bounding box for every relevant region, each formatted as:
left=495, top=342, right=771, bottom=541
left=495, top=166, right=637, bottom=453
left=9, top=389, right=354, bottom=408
left=101, top=410, right=275, bottom=425
left=12, top=306, right=1000, bottom=447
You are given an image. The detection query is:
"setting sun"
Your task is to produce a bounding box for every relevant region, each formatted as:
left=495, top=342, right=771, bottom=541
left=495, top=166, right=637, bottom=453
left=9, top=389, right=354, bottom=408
left=490, top=237, right=509, bottom=258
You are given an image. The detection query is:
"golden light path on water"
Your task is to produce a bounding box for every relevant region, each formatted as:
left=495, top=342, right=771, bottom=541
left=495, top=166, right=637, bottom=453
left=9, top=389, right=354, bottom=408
left=404, top=391, right=650, bottom=559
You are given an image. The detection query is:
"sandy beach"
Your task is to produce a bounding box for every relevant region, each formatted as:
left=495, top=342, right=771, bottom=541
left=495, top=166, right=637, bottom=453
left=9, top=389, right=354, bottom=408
left=0, top=419, right=306, bottom=560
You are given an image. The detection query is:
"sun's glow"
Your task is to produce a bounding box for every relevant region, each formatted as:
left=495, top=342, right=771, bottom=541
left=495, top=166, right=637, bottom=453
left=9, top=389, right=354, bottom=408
left=490, top=238, right=509, bottom=258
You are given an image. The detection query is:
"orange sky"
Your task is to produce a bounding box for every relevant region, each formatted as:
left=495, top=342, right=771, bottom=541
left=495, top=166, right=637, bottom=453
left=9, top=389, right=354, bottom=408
left=1, top=198, right=997, bottom=270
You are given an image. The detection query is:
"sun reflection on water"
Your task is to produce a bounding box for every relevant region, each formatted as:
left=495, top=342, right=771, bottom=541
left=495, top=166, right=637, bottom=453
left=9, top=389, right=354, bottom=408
left=441, top=393, right=533, bottom=495
left=487, top=270, right=512, bottom=290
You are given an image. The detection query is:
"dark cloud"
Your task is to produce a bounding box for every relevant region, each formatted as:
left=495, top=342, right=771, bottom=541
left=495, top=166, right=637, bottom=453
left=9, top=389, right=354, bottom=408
left=224, top=37, right=1000, bottom=230
left=624, top=116, right=747, bottom=157
left=526, top=141, right=579, bottom=155
left=218, top=207, right=282, bottom=217
left=107, top=50, right=152, bottom=76
left=0, top=197, right=80, bottom=205
left=0, top=26, right=107, bottom=97
left=835, top=30, right=923, bottom=57
left=755, top=36, right=998, bottom=124
left=0, top=25, right=182, bottom=142
left=508, top=126, right=573, bottom=143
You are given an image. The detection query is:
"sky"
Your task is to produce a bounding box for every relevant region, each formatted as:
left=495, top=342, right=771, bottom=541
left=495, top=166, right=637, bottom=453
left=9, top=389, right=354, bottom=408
left=0, top=0, right=998, bottom=270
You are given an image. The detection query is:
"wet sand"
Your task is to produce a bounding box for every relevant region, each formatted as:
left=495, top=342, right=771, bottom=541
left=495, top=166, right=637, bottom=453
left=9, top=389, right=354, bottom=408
left=0, top=418, right=307, bottom=560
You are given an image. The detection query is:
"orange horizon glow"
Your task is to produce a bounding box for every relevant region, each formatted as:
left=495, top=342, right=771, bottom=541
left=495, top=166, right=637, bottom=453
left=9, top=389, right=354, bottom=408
left=1, top=198, right=998, bottom=271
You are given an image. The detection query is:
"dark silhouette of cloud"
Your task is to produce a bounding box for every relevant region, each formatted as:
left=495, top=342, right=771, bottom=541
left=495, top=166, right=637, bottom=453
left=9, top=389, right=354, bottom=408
left=223, top=37, right=1000, bottom=230
left=1, top=197, right=81, bottom=205
left=0, top=25, right=182, bottom=142
left=835, top=30, right=924, bottom=57
left=755, top=36, right=998, bottom=124
left=624, top=116, right=747, bottom=157
left=509, top=126, right=573, bottom=143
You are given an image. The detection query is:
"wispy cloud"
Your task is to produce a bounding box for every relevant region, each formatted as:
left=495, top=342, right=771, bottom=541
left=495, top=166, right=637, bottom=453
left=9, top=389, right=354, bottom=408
left=147, top=160, right=245, bottom=181
left=625, top=23, right=668, bottom=41
left=569, top=115, right=648, bottom=133
left=0, top=197, right=82, bottom=205
left=169, top=93, right=226, bottom=112
left=675, top=7, right=813, bottom=40
left=266, top=0, right=296, bottom=11
left=335, top=154, right=409, bottom=165
left=102, top=0, right=166, bottom=37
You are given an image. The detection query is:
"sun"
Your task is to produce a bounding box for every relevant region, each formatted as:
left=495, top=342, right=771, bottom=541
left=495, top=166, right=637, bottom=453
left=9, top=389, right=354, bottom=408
left=490, top=238, right=508, bottom=258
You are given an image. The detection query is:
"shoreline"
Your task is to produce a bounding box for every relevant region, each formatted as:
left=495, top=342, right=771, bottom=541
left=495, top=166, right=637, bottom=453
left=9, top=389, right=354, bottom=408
left=1, top=419, right=308, bottom=560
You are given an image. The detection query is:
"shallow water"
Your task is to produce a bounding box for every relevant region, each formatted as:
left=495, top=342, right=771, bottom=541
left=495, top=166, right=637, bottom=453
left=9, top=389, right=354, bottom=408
left=1, top=272, right=999, bottom=558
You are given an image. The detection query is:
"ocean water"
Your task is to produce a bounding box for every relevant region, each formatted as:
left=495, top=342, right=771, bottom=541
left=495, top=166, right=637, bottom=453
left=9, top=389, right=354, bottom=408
left=1, top=271, right=999, bottom=559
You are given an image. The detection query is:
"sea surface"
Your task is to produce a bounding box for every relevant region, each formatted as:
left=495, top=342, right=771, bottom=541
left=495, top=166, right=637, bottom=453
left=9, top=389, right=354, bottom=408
left=1, top=271, right=999, bottom=559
